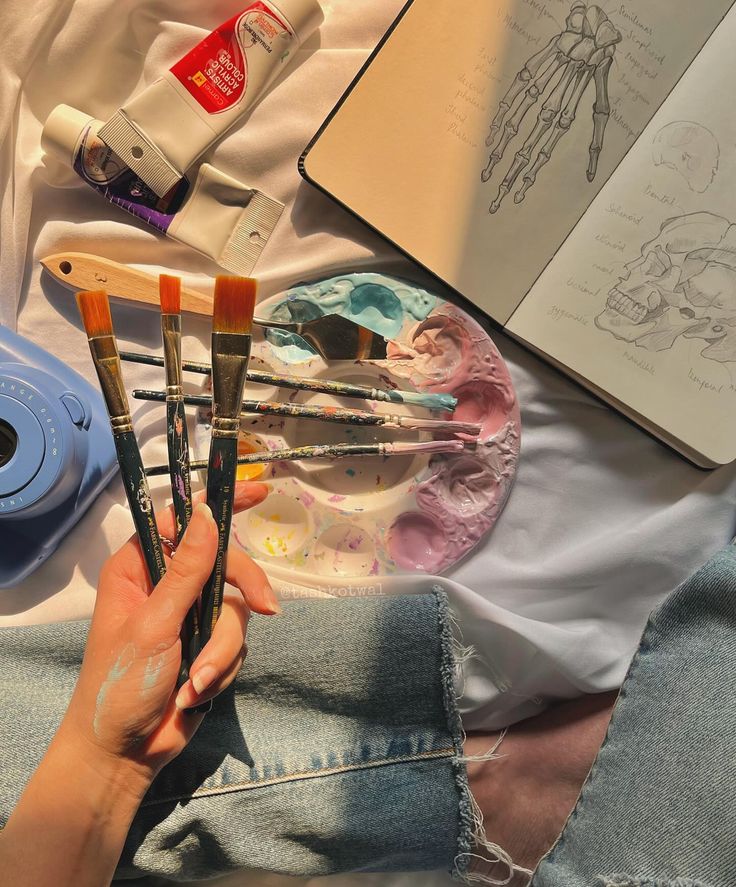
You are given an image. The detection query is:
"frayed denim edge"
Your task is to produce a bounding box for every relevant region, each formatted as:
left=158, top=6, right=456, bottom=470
left=435, top=588, right=534, bottom=887
left=434, top=588, right=475, bottom=882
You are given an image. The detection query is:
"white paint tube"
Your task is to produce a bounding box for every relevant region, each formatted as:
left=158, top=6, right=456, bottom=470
left=98, top=0, right=323, bottom=198
left=42, top=105, right=284, bottom=275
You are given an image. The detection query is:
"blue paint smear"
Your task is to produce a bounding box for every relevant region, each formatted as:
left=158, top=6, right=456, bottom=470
left=268, top=274, right=438, bottom=343
left=264, top=329, right=318, bottom=364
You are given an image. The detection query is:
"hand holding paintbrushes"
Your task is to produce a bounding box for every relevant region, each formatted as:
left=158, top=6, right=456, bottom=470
left=78, top=274, right=479, bottom=717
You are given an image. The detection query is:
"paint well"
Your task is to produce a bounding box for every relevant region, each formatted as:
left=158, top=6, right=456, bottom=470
left=453, top=382, right=508, bottom=439
left=313, top=523, right=376, bottom=576
left=242, top=493, right=311, bottom=559
left=388, top=512, right=448, bottom=572
left=236, top=432, right=269, bottom=481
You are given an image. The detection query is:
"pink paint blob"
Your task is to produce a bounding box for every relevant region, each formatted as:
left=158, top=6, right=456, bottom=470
left=454, top=381, right=507, bottom=439
left=388, top=512, right=448, bottom=572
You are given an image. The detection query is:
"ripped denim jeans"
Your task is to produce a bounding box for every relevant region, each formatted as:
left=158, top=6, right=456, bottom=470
left=0, top=548, right=735, bottom=886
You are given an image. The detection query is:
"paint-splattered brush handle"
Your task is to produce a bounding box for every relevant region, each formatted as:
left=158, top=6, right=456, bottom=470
left=114, top=430, right=166, bottom=585
left=198, top=435, right=239, bottom=649
left=167, top=399, right=193, bottom=539
left=166, top=398, right=201, bottom=685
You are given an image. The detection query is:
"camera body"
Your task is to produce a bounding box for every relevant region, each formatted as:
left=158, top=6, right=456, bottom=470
left=0, top=324, right=117, bottom=587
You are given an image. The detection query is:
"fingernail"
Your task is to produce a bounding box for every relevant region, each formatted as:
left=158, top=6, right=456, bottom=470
left=265, top=590, right=282, bottom=615
left=186, top=503, right=214, bottom=547
left=175, top=681, right=194, bottom=710
left=191, top=663, right=218, bottom=695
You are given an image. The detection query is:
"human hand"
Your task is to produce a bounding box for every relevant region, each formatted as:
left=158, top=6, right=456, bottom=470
left=61, top=481, right=278, bottom=783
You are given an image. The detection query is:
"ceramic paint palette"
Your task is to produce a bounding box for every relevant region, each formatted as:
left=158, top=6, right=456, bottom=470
left=193, top=273, right=520, bottom=584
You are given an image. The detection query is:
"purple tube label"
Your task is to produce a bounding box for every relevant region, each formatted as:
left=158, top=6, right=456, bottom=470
left=73, top=124, right=189, bottom=233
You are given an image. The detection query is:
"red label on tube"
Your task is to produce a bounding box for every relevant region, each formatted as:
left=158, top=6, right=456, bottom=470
left=170, top=2, right=291, bottom=114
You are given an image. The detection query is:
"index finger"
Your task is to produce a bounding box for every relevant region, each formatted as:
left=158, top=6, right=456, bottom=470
left=105, top=481, right=270, bottom=590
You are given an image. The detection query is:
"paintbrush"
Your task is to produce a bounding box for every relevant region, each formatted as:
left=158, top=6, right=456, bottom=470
left=144, top=439, right=466, bottom=477
left=76, top=290, right=167, bottom=588
left=199, top=277, right=257, bottom=651
left=119, top=350, right=457, bottom=412
left=132, top=390, right=481, bottom=436
left=159, top=274, right=200, bottom=684
left=41, top=252, right=388, bottom=360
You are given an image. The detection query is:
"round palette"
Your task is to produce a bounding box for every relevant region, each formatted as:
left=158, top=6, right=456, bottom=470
left=194, top=273, right=520, bottom=584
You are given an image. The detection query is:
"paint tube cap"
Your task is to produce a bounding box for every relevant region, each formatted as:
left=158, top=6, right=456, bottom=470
left=272, top=0, right=324, bottom=38
left=42, top=105, right=94, bottom=161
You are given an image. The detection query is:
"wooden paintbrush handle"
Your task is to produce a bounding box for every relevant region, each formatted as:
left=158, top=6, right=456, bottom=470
left=199, top=435, right=239, bottom=649
left=41, top=252, right=213, bottom=316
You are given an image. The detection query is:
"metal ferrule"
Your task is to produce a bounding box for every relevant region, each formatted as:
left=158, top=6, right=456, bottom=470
left=89, top=335, right=133, bottom=434
left=161, top=314, right=182, bottom=395
left=210, top=331, right=252, bottom=428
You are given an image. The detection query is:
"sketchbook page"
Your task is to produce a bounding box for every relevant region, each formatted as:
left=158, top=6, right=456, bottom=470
left=302, top=0, right=734, bottom=324
left=507, top=6, right=736, bottom=465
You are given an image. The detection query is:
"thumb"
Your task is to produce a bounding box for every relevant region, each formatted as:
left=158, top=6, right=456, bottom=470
left=147, top=502, right=217, bottom=625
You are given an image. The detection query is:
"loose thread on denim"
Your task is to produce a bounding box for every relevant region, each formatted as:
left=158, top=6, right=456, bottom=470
left=434, top=588, right=477, bottom=885
left=442, top=589, right=476, bottom=700
left=454, top=785, right=535, bottom=886
left=457, top=727, right=508, bottom=763
left=436, top=589, right=534, bottom=887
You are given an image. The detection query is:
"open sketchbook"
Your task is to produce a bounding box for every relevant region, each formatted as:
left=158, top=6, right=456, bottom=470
left=300, top=0, right=736, bottom=467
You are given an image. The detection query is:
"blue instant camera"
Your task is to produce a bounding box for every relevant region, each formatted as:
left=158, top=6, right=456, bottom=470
left=0, top=324, right=117, bottom=587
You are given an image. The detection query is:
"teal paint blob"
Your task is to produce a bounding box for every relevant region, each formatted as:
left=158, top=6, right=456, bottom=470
left=264, top=329, right=318, bottom=364
left=348, top=284, right=404, bottom=338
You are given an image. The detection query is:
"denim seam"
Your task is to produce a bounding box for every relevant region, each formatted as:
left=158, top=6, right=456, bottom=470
left=432, top=586, right=475, bottom=883
left=141, top=747, right=456, bottom=808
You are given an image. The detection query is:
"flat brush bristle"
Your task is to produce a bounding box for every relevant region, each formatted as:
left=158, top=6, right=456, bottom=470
left=213, top=276, right=257, bottom=334
left=159, top=274, right=181, bottom=314
left=77, top=290, right=113, bottom=338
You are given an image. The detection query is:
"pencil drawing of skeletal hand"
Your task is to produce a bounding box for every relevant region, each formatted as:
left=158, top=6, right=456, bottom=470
left=482, top=2, right=621, bottom=213
left=596, top=212, right=736, bottom=363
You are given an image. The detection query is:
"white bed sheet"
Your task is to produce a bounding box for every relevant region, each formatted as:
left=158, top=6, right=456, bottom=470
left=2, top=2, right=736, bottom=885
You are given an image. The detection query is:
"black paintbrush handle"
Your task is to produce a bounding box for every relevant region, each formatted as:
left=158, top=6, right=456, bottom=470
left=133, top=390, right=386, bottom=427
left=199, top=435, right=239, bottom=649
left=167, top=399, right=193, bottom=539
left=114, top=430, right=166, bottom=585
left=166, top=398, right=200, bottom=686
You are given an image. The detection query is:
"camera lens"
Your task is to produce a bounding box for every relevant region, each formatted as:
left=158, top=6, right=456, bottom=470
left=0, top=419, right=18, bottom=469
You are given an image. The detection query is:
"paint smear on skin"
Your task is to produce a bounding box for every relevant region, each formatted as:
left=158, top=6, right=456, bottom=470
left=142, top=652, right=168, bottom=692
left=93, top=643, right=136, bottom=738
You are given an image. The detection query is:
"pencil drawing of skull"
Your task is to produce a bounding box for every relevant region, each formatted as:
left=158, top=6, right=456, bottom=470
left=596, top=212, right=736, bottom=362
left=481, top=2, right=621, bottom=213
left=652, top=122, right=719, bottom=194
